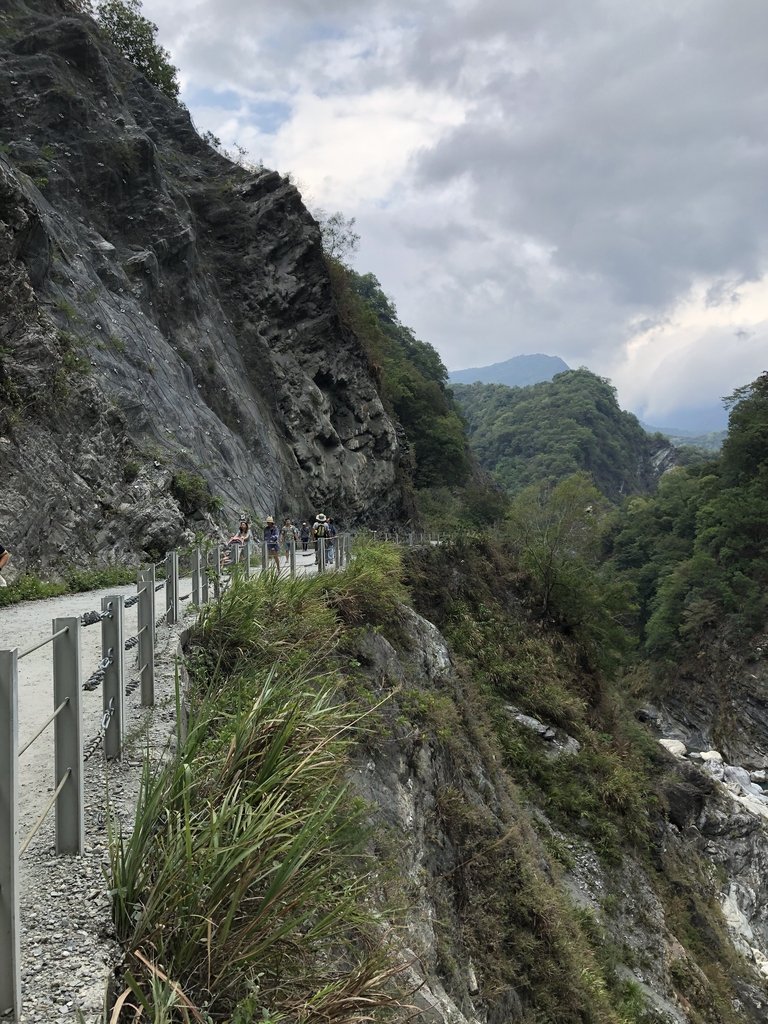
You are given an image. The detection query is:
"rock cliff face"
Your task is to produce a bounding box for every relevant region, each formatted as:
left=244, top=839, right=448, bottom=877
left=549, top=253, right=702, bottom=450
left=0, top=0, right=403, bottom=571
left=350, top=603, right=768, bottom=1024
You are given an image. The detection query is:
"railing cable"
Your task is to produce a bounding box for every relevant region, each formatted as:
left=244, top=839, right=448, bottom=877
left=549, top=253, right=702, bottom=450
left=19, top=769, right=72, bottom=857
left=18, top=626, right=69, bottom=660
left=18, top=699, right=70, bottom=757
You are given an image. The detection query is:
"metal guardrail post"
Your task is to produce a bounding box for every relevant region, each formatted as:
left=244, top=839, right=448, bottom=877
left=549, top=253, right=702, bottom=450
left=52, top=617, right=83, bottom=856
left=146, top=564, right=157, bottom=638
left=101, top=595, right=124, bottom=760
left=165, top=550, right=179, bottom=625
left=243, top=541, right=252, bottom=580
left=0, top=648, right=20, bottom=1020
left=333, top=536, right=340, bottom=571
left=191, top=547, right=202, bottom=606
left=201, top=548, right=210, bottom=604
left=137, top=570, right=155, bottom=708
left=261, top=541, right=267, bottom=573
left=213, top=545, right=222, bottom=600
left=290, top=539, right=296, bottom=578
left=318, top=537, right=326, bottom=574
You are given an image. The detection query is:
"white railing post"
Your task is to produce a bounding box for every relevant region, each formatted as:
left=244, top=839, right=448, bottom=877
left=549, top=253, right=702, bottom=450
left=101, top=595, right=124, bottom=760
left=261, top=541, right=267, bottom=573
left=165, top=550, right=179, bottom=625
left=137, top=570, right=155, bottom=707
left=201, top=548, right=210, bottom=604
left=318, top=537, right=326, bottom=574
left=191, top=548, right=202, bottom=605
left=243, top=541, right=252, bottom=580
left=290, top=539, right=296, bottom=578
left=52, top=616, right=83, bottom=856
left=0, top=648, right=20, bottom=1020
left=213, top=545, right=222, bottom=600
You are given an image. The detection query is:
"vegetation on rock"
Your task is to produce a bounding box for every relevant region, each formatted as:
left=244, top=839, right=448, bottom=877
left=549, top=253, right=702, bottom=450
left=94, top=0, right=180, bottom=99
left=452, top=369, right=671, bottom=501
left=110, top=544, right=409, bottom=1020
left=607, top=371, right=768, bottom=666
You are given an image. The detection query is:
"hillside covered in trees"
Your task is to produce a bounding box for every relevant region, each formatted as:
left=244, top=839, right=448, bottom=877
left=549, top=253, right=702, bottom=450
left=452, top=369, right=677, bottom=501
left=607, top=371, right=768, bottom=669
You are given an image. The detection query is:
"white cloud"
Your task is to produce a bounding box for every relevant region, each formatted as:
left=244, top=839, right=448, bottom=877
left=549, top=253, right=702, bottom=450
left=141, top=0, right=768, bottom=427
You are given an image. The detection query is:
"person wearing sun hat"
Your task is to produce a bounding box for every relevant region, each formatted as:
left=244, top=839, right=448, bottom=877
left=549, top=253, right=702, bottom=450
left=312, top=513, right=329, bottom=566
left=263, top=516, right=281, bottom=572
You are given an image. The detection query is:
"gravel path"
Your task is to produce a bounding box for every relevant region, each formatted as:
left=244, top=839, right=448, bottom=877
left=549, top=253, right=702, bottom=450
left=0, top=551, right=325, bottom=1021
left=0, top=583, right=193, bottom=1022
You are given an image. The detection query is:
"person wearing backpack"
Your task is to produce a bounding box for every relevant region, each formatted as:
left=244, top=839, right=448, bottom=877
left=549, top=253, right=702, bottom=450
left=263, top=516, right=281, bottom=572
left=312, top=514, right=329, bottom=566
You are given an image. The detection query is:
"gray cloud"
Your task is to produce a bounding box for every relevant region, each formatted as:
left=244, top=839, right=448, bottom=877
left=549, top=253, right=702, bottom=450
left=142, top=0, right=768, bottom=422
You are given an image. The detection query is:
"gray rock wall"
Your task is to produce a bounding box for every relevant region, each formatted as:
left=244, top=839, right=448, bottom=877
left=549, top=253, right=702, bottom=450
left=0, top=0, right=403, bottom=570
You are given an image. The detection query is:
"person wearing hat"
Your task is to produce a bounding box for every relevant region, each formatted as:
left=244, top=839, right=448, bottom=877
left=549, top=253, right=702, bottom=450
left=312, top=514, right=329, bottom=567
left=263, top=516, right=281, bottom=572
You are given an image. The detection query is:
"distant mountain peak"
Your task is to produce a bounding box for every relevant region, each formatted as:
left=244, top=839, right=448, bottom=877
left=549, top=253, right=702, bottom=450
left=449, top=353, right=569, bottom=388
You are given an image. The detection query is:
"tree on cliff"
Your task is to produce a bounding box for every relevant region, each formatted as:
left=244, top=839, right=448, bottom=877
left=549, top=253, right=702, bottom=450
left=94, top=0, right=179, bottom=99
left=315, top=210, right=360, bottom=265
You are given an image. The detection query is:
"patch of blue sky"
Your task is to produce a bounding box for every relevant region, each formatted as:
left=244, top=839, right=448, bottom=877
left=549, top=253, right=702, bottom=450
left=186, top=87, right=291, bottom=135
left=186, top=86, right=242, bottom=111
left=246, top=99, right=292, bottom=135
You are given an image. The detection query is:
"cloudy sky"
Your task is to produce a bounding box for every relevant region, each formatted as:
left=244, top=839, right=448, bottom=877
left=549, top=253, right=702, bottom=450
left=141, top=0, right=767, bottom=429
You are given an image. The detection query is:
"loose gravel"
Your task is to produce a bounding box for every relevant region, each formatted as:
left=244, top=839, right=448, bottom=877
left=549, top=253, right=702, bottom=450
left=16, top=614, right=190, bottom=1023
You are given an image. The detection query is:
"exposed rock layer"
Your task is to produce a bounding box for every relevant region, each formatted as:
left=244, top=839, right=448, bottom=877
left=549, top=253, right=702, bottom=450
left=0, top=0, right=402, bottom=570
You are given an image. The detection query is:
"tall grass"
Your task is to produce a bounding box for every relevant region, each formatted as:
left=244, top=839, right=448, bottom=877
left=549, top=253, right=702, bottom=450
left=110, top=545, right=407, bottom=1022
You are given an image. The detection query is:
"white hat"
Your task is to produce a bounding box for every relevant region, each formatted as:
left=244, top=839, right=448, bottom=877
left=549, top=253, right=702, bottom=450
left=315, top=513, right=327, bottom=522
left=266, top=516, right=274, bottom=524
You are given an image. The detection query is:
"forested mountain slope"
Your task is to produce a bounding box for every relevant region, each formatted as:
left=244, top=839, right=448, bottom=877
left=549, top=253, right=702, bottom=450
left=607, top=371, right=768, bottom=762
left=452, top=368, right=676, bottom=500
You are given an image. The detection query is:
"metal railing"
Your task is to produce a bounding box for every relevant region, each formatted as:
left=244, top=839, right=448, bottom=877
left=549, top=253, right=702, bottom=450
left=0, top=532, right=354, bottom=1018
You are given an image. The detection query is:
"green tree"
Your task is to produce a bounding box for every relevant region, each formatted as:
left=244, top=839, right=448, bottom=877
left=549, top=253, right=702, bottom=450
left=315, top=210, right=360, bottom=264
left=95, top=0, right=179, bottom=99
left=507, top=473, right=608, bottom=615
left=507, top=474, right=633, bottom=672
left=328, top=263, right=471, bottom=490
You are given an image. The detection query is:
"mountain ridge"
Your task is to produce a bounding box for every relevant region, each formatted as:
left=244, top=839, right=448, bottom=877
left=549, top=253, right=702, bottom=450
left=448, top=352, right=569, bottom=387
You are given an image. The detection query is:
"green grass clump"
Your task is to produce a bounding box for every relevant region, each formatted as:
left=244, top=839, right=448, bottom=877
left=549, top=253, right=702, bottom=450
left=0, top=565, right=137, bottom=608
left=110, top=546, right=407, bottom=1021
left=0, top=574, right=68, bottom=606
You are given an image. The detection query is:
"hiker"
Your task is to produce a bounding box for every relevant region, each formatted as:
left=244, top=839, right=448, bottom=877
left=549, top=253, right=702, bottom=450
left=312, top=514, right=329, bottom=566
left=326, top=517, right=338, bottom=565
left=0, top=541, right=9, bottom=587
left=229, top=518, right=252, bottom=544
left=264, top=516, right=281, bottom=572
left=280, top=518, right=299, bottom=562
left=299, top=521, right=311, bottom=552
